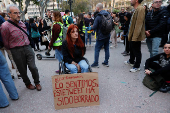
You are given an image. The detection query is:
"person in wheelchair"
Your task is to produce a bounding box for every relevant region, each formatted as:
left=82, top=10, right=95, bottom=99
left=62, top=24, right=89, bottom=74
left=145, top=42, right=170, bottom=93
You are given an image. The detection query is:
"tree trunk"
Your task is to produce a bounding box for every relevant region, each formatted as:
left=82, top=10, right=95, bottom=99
left=19, top=0, right=31, bottom=20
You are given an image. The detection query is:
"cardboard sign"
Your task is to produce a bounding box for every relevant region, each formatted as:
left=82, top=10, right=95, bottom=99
left=51, top=72, right=100, bottom=110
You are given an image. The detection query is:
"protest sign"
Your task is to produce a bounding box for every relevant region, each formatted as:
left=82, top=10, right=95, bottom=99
left=51, top=72, right=100, bottom=110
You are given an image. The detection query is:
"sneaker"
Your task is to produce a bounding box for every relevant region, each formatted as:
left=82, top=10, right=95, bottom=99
left=159, top=83, right=170, bottom=93
left=110, top=46, right=113, bottom=48
left=124, top=61, right=134, bottom=67
left=0, top=104, right=9, bottom=108
left=123, top=53, right=130, bottom=56
left=129, top=67, right=140, bottom=72
left=17, top=75, right=22, bottom=79
left=121, top=51, right=127, bottom=54
left=102, top=62, right=109, bottom=67
left=55, top=70, right=60, bottom=73
left=91, top=63, right=99, bottom=68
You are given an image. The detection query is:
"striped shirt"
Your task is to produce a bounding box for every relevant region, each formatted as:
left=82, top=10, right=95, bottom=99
left=1, top=19, right=30, bottom=49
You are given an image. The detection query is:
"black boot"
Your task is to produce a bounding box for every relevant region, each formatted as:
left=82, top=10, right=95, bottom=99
left=159, top=83, right=170, bottom=93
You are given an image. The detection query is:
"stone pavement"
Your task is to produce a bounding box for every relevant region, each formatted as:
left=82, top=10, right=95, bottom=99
left=1, top=40, right=170, bottom=113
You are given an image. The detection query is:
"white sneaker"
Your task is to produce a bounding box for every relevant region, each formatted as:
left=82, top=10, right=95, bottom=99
left=130, top=68, right=140, bottom=72
left=124, top=61, right=134, bottom=67
left=110, top=46, right=113, bottom=48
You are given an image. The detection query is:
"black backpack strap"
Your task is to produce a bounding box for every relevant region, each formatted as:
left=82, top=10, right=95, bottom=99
left=7, top=20, right=35, bottom=48
left=7, top=20, right=29, bottom=37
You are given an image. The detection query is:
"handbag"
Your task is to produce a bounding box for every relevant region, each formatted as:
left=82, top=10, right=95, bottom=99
left=31, top=28, right=41, bottom=38
left=42, top=34, right=48, bottom=42
left=142, top=68, right=164, bottom=91
left=7, top=20, right=35, bottom=48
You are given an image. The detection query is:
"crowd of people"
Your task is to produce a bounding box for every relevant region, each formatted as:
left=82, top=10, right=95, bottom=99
left=0, top=0, right=170, bottom=108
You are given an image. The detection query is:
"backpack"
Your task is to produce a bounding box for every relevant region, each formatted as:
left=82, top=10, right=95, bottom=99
left=63, top=16, right=69, bottom=27
left=100, top=14, right=113, bottom=35
left=57, top=23, right=68, bottom=42
left=142, top=69, right=164, bottom=91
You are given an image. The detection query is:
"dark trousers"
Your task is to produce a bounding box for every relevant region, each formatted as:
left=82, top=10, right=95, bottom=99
left=33, top=37, right=40, bottom=50
left=123, top=36, right=129, bottom=53
left=129, top=41, right=142, bottom=68
left=148, top=62, right=170, bottom=81
left=10, top=45, right=40, bottom=86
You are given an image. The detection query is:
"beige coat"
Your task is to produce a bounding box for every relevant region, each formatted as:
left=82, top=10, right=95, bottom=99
left=128, top=5, right=145, bottom=41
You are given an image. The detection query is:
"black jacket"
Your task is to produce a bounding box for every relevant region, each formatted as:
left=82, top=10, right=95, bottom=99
left=145, top=7, right=169, bottom=38
left=62, top=40, right=86, bottom=64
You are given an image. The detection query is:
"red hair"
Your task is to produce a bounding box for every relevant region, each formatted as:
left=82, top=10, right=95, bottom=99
left=66, top=24, right=85, bottom=58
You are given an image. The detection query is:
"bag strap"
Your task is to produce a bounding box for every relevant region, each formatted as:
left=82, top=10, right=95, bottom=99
left=7, top=20, right=29, bottom=38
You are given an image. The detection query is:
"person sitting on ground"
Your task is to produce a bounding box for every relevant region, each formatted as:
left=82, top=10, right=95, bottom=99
left=145, top=42, right=170, bottom=93
left=62, top=24, right=88, bottom=74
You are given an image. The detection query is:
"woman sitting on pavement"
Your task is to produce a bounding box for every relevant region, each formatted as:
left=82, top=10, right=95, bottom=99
left=145, top=42, right=170, bottom=93
left=62, top=24, right=89, bottom=74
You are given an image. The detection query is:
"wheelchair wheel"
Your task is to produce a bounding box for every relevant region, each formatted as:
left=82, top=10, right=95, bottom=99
left=84, top=58, right=92, bottom=72
left=59, top=61, right=65, bottom=75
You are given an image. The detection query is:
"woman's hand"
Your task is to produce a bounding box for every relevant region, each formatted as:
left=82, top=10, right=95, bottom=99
left=71, top=61, right=81, bottom=73
left=76, top=64, right=81, bottom=73
left=145, top=69, right=152, bottom=75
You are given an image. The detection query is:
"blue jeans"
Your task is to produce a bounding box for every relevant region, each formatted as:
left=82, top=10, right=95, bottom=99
left=85, top=33, right=91, bottom=45
left=0, top=51, right=18, bottom=107
left=55, top=49, right=63, bottom=63
left=93, top=38, right=110, bottom=65
left=146, top=37, right=161, bottom=58
left=65, top=60, right=89, bottom=74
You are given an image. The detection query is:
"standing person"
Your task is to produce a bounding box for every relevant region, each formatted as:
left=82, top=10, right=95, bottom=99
left=62, top=9, right=73, bottom=27
left=119, top=8, right=125, bottom=26
left=39, top=19, right=49, bottom=50
left=143, top=5, right=148, bottom=15
left=124, top=0, right=145, bottom=72
left=48, top=11, right=63, bottom=73
left=0, top=13, right=21, bottom=79
left=110, top=12, right=119, bottom=48
left=1, top=4, right=42, bottom=91
left=62, top=24, right=88, bottom=74
left=0, top=15, right=19, bottom=108
left=119, top=12, right=132, bottom=56
left=24, top=19, right=29, bottom=34
left=77, top=13, right=86, bottom=44
left=29, top=18, right=41, bottom=51
left=145, top=0, right=169, bottom=58
left=0, top=51, right=19, bottom=108
left=43, top=9, right=53, bottom=42
left=84, top=12, right=94, bottom=47
left=90, top=3, right=111, bottom=67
